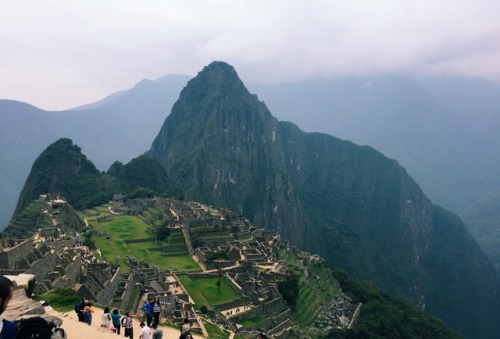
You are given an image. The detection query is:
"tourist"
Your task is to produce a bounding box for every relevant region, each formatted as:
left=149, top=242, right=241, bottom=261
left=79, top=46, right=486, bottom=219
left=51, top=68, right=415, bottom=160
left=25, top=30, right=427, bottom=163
left=0, top=275, right=16, bottom=338
left=140, top=298, right=154, bottom=327
left=76, top=297, right=86, bottom=322
left=139, top=321, right=151, bottom=339
left=83, top=300, right=95, bottom=325
left=152, top=296, right=161, bottom=326
left=152, top=323, right=163, bottom=339
left=124, top=311, right=134, bottom=338
left=101, top=306, right=111, bottom=330
left=110, top=308, right=122, bottom=335
left=181, top=317, right=191, bottom=334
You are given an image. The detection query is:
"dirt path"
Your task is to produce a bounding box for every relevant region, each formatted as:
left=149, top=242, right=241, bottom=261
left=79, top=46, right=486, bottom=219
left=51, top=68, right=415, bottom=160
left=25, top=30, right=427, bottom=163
left=45, top=306, right=205, bottom=339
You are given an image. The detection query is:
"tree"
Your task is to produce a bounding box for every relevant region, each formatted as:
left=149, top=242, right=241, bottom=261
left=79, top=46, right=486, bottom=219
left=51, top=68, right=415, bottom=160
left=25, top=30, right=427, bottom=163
left=155, top=224, right=171, bottom=242
left=208, top=252, right=228, bottom=294
left=278, top=274, right=299, bottom=308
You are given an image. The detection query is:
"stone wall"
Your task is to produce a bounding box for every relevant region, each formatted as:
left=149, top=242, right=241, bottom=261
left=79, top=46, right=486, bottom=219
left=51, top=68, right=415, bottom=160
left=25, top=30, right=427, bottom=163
left=187, top=272, right=219, bottom=279
left=118, top=272, right=137, bottom=312
left=214, top=299, right=248, bottom=312
left=0, top=239, right=33, bottom=269
left=53, top=253, right=81, bottom=289
left=26, top=251, right=59, bottom=281
left=97, top=267, right=122, bottom=307
left=271, top=309, right=291, bottom=328
left=262, top=297, right=287, bottom=315
left=78, top=275, right=101, bottom=300
left=268, top=318, right=293, bottom=336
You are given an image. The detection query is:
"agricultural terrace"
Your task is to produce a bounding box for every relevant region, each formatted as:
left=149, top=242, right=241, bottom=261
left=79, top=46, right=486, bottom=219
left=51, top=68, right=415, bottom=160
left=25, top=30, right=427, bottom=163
left=177, top=274, right=242, bottom=310
left=82, top=206, right=199, bottom=272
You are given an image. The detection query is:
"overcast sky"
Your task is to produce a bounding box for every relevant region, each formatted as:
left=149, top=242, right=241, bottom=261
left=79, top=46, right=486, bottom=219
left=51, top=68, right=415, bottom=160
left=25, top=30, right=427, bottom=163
left=1, top=0, right=499, bottom=110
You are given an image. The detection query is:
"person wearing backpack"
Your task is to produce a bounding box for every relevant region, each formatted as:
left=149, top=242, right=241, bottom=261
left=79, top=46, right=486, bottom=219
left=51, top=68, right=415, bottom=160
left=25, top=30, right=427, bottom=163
left=123, top=312, right=134, bottom=338
left=0, top=275, right=16, bottom=339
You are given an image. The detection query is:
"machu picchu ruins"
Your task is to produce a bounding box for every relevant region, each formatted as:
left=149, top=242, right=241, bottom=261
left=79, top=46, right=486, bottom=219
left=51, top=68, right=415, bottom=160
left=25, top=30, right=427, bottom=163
left=0, top=194, right=358, bottom=338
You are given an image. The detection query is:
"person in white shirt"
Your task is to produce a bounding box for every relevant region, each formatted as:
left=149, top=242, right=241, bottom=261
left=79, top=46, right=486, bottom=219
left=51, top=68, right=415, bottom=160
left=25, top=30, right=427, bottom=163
left=139, top=321, right=151, bottom=339
left=100, top=306, right=111, bottom=330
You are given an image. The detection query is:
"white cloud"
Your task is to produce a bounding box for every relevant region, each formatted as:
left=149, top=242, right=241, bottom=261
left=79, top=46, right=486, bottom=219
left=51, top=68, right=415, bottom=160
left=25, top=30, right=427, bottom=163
left=1, top=0, right=499, bottom=110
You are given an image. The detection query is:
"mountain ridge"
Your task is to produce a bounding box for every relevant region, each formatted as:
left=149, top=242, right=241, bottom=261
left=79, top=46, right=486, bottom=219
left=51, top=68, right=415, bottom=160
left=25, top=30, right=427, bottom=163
left=148, top=61, right=500, bottom=339
left=3, top=65, right=496, bottom=338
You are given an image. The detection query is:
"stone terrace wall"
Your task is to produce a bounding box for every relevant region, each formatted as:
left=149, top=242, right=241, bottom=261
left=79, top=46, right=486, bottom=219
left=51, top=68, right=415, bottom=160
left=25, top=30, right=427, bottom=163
left=27, top=251, right=59, bottom=281
left=268, top=318, right=293, bottom=336
left=0, top=239, right=33, bottom=269
left=97, top=267, right=122, bottom=307
left=118, top=273, right=137, bottom=312
left=53, top=253, right=81, bottom=289
left=214, top=299, right=248, bottom=312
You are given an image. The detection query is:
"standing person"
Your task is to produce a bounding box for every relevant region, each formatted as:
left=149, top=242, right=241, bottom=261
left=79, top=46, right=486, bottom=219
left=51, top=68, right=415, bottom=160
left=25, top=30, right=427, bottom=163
left=181, top=317, right=191, bottom=335
left=139, top=321, right=151, bottom=339
left=123, top=312, right=134, bottom=338
left=83, top=300, right=95, bottom=325
left=110, top=308, right=122, bottom=335
left=76, top=297, right=86, bottom=322
left=152, top=296, right=161, bottom=326
left=140, top=298, right=154, bottom=327
left=0, top=275, right=16, bottom=339
left=101, top=306, right=111, bottom=330
left=152, top=323, right=163, bottom=339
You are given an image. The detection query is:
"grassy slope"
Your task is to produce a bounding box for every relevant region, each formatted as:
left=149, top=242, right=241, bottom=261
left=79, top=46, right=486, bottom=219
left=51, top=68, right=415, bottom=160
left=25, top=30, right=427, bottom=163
left=82, top=208, right=198, bottom=272
left=177, top=274, right=242, bottom=310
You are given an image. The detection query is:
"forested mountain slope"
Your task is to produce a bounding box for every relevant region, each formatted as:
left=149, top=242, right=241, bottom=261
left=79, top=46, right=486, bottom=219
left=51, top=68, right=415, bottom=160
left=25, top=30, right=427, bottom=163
left=0, top=75, right=188, bottom=228
left=149, top=61, right=500, bottom=339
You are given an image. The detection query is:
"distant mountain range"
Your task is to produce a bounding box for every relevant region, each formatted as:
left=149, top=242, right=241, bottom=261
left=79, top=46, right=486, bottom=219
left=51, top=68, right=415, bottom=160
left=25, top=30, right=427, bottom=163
left=3, top=68, right=499, bottom=219
left=249, top=75, right=500, bottom=214
left=7, top=61, right=500, bottom=339
left=0, top=74, right=189, bottom=229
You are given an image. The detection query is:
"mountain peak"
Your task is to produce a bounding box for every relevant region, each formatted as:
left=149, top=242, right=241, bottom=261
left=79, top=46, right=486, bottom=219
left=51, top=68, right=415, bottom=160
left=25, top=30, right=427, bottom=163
left=149, top=61, right=272, bottom=159
left=148, top=62, right=500, bottom=339
left=183, top=61, right=247, bottom=96
left=14, top=138, right=109, bottom=216
left=200, top=60, right=238, bottom=78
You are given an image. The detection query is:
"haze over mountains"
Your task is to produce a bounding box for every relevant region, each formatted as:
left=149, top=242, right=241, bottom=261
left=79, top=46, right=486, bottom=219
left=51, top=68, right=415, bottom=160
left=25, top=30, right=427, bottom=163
left=0, top=74, right=189, bottom=229
left=249, top=75, right=500, bottom=213
left=2, top=63, right=499, bottom=272
left=5, top=61, right=500, bottom=339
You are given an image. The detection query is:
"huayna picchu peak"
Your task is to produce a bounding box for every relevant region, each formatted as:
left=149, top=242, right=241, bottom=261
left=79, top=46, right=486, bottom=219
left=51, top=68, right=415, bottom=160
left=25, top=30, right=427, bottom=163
left=148, top=61, right=500, bottom=339
left=5, top=61, right=500, bottom=338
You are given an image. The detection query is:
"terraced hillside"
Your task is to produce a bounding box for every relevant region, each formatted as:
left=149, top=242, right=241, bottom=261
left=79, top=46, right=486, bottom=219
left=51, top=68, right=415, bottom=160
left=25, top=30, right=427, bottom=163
left=81, top=204, right=198, bottom=272
left=1, top=194, right=461, bottom=338
left=2, top=197, right=84, bottom=239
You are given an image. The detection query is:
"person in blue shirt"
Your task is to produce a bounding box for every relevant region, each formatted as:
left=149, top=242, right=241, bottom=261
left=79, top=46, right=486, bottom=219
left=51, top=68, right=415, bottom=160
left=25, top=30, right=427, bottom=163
left=110, top=308, right=122, bottom=334
left=140, top=298, right=154, bottom=327
left=0, top=275, right=16, bottom=339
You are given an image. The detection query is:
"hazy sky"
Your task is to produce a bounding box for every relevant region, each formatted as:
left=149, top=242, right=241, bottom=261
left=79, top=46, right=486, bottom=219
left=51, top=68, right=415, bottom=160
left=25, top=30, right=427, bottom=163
left=1, top=0, right=499, bottom=110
